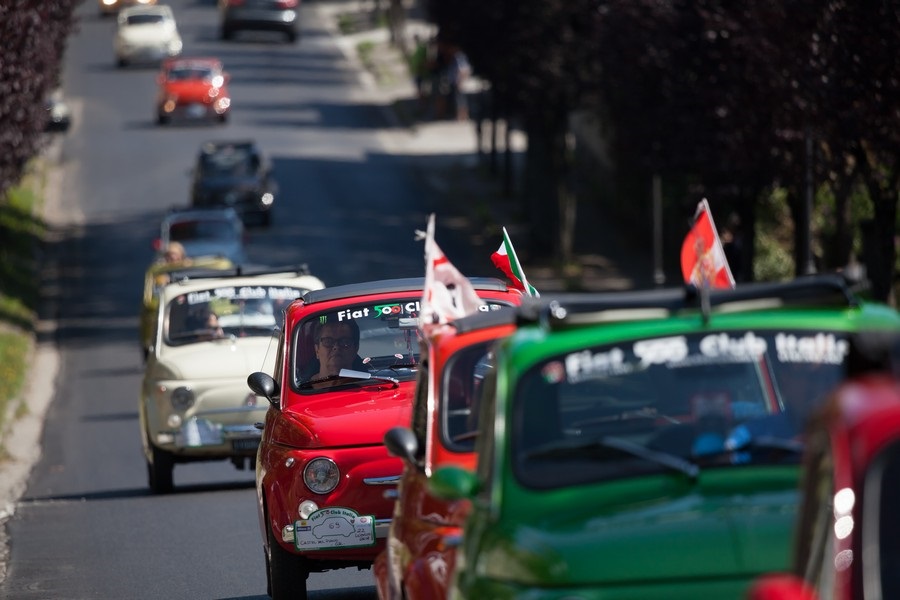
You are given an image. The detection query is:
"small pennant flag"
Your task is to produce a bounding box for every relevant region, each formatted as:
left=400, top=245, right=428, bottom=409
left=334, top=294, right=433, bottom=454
left=680, top=199, right=735, bottom=290
left=419, top=214, right=486, bottom=328
left=491, top=227, right=539, bottom=297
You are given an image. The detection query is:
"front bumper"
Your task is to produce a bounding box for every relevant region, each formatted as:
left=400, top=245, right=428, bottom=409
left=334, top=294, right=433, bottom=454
left=152, top=407, right=267, bottom=458
left=117, top=41, right=182, bottom=64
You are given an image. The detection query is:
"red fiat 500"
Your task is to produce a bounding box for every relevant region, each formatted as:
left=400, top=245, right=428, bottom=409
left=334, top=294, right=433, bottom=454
left=247, top=277, right=521, bottom=600
left=749, top=332, right=900, bottom=600
left=374, top=307, right=519, bottom=600
left=156, top=57, right=231, bottom=125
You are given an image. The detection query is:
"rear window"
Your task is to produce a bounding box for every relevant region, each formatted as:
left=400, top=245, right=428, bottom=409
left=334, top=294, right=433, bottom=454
left=126, top=14, right=165, bottom=25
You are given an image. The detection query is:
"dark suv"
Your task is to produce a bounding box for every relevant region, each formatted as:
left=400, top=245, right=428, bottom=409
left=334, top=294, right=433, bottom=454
left=190, top=140, right=277, bottom=227
left=218, top=0, right=299, bottom=43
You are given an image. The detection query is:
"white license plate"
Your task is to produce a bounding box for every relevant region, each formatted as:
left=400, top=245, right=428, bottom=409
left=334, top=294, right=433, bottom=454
left=294, top=508, right=376, bottom=550
left=186, top=104, right=205, bottom=117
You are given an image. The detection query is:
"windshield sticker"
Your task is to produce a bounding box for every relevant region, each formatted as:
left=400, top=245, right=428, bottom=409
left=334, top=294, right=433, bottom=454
left=185, top=286, right=301, bottom=305
left=565, top=347, right=635, bottom=383
left=776, top=333, right=847, bottom=364
left=633, top=337, right=689, bottom=365
left=698, top=332, right=768, bottom=359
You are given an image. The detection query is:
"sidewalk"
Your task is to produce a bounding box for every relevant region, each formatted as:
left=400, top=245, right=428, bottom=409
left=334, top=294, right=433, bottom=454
left=314, top=0, right=653, bottom=292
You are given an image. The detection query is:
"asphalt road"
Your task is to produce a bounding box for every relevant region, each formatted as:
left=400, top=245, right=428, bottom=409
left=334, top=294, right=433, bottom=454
left=0, top=1, right=486, bottom=598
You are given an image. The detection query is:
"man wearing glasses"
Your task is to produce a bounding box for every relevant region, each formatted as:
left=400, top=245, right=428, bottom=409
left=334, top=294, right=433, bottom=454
left=304, top=317, right=368, bottom=388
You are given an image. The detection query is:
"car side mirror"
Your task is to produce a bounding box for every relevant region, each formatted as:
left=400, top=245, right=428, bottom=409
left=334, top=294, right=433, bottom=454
left=247, top=371, right=280, bottom=406
left=384, top=426, right=418, bottom=464
left=428, top=465, right=479, bottom=501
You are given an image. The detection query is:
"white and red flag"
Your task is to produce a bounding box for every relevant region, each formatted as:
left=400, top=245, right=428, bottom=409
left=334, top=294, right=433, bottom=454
left=680, top=198, right=735, bottom=290
left=419, top=214, right=485, bottom=328
left=491, top=227, right=539, bottom=297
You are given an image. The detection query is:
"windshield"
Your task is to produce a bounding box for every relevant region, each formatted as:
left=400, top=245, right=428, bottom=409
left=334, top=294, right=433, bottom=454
left=168, top=218, right=238, bottom=242
left=125, top=14, right=166, bottom=26
left=513, top=329, right=849, bottom=489
left=291, top=299, right=424, bottom=392
left=199, top=146, right=257, bottom=177
left=167, top=66, right=214, bottom=81
left=165, top=285, right=303, bottom=346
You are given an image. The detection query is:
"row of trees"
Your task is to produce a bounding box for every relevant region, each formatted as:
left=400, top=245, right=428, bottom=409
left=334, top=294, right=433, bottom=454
left=419, top=0, right=898, bottom=302
left=0, top=0, right=79, bottom=197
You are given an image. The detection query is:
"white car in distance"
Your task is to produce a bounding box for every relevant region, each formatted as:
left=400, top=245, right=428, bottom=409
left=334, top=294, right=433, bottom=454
left=114, top=4, right=183, bottom=68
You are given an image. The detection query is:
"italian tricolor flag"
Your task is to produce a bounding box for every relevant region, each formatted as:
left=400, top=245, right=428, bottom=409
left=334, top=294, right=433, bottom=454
left=491, top=227, right=539, bottom=297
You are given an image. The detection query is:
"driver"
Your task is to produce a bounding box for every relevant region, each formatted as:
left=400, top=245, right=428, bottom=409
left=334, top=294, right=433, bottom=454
left=303, top=317, right=368, bottom=387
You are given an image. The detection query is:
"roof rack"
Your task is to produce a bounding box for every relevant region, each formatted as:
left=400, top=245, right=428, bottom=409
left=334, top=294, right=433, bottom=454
left=169, top=263, right=312, bottom=283
left=302, top=277, right=509, bottom=305
left=517, top=273, right=858, bottom=330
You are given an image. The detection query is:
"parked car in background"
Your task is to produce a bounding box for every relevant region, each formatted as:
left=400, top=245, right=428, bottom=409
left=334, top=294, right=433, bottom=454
left=155, top=206, right=247, bottom=265
left=374, top=307, right=520, bottom=600
left=114, top=4, right=182, bottom=68
left=747, top=332, right=900, bottom=600
left=246, top=277, right=521, bottom=600
left=155, top=57, right=231, bottom=125
left=140, top=265, right=326, bottom=494
left=218, top=0, right=299, bottom=44
left=99, top=0, right=156, bottom=17
left=43, top=88, right=72, bottom=133
left=190, top=140, right=277, bottom=227
left=429, top=275, right=900, bottom=600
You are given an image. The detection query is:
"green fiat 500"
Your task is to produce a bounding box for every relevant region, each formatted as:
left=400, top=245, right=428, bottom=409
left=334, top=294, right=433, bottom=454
left=430, top=274, right=900, bottom=600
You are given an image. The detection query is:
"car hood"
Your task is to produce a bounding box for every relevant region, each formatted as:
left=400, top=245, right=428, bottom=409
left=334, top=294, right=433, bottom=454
left=478, top=467, right=797, bottom=589
left=162, top=81, right=220, bottom=101
left=283, top=383, right=415, bottom=447
left=151, top=338, right=275, bottom=381
left=195, top=176, right=263, bottom=192
left=118, top=25, right=177, bottom=44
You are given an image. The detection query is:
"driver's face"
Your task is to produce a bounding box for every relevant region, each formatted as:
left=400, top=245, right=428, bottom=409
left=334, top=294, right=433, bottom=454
left=314, top=322, right=358, bottom=376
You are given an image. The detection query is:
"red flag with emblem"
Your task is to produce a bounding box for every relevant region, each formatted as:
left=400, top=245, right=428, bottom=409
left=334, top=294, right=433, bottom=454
left=680, top=199, right=735, bottom=290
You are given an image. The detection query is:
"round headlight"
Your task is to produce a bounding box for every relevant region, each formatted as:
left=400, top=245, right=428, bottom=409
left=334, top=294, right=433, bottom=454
left=170, top=386, right=195, bottom=410
left=303, top=458, right=339, bottom=494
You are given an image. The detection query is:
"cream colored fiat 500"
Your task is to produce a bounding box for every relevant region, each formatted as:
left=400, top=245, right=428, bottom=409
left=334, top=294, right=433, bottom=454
left=140, top=265, right=325, bottom=494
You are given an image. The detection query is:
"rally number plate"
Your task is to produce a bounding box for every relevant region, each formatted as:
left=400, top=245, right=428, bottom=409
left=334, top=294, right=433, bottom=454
left=294, top=507, right=376, bottom=550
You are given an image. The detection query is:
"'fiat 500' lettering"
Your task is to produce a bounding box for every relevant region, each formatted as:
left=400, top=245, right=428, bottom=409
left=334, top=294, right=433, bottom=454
left=372, top=302, right=421, bottom=317
left=633, top=337, right=689, bottom=365
left=565, top=347, right=626, bottom=382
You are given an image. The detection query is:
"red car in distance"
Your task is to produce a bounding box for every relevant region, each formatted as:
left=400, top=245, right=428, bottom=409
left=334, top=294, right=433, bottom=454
left=156, top=57, right=231, bottom=125
left=749, top=333, right=900, bottom=600
left=246, top=277, right=522, bottom=600
left=374, top=307, right=519, bottom=600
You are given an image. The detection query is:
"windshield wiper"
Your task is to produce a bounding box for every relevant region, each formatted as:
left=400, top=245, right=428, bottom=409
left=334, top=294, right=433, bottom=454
left=525, top=436, right=699, bottom=479
left=298, top=369, right=399, bottom=390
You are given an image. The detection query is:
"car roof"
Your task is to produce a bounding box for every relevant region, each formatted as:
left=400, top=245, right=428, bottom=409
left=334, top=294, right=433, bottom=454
left=200, top=140, right=257, bottom=153
left=300, top=277, right=510, bottom=305
left=162, top=206, right=242, bottom=222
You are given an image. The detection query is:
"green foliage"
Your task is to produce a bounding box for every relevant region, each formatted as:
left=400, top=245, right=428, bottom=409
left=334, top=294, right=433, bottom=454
left=0, top=332, right=30, bottom=439
left=754, top=188, right=794, bottom=281
left=0, top=182, right=43, bottom=331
